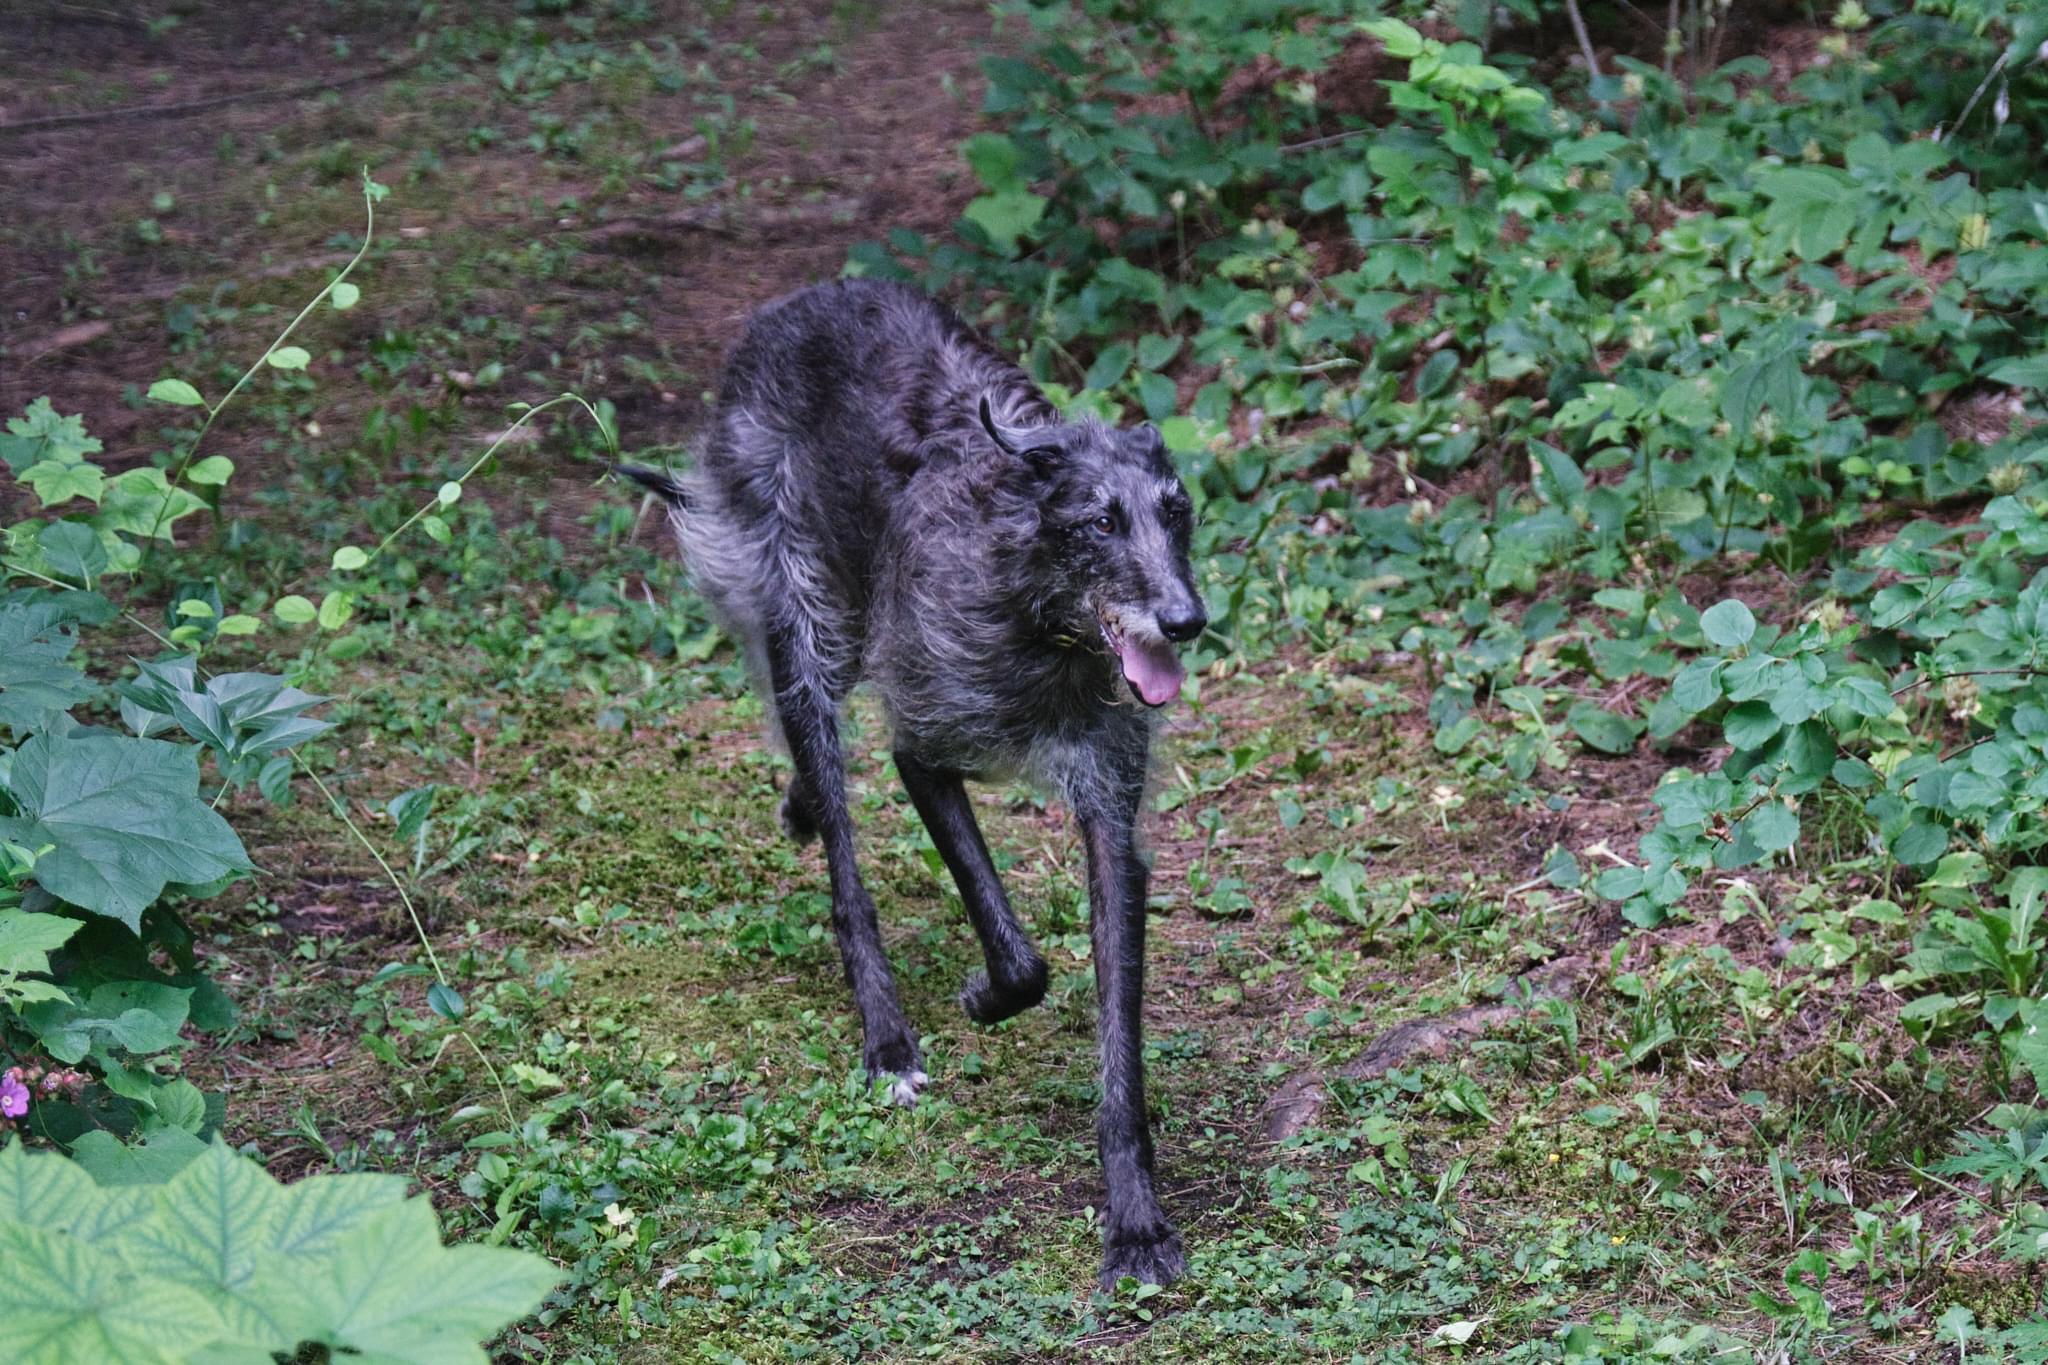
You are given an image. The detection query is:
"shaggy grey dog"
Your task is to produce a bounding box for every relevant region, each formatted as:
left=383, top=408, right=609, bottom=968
left=623, top=278, right=1205, bottom=1288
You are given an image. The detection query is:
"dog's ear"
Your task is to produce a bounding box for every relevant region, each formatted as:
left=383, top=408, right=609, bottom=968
left=979, top=393, right=1060, bottom=475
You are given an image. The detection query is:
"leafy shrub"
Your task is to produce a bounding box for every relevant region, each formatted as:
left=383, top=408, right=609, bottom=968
left=0, top=171, right=586, bottom=1356
left=871, top=0, right=2048, bottom=948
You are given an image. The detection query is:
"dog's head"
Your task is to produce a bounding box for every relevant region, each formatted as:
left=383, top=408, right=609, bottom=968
left=980, top=395, right=1206, bottom=707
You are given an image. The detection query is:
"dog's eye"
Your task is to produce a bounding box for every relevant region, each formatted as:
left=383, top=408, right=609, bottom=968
left=1092, top=512, right=1119, bottom=535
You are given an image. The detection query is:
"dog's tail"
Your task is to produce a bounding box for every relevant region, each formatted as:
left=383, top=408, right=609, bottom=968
left=613, top=462, right=691, bottom=510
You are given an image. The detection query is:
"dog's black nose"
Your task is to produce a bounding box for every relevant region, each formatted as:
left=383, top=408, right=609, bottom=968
left=1157, top=610, right=1207, bottom=643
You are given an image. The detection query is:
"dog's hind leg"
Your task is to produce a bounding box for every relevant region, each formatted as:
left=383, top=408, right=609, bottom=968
left=766, top=631, right=925, bottom=1104
left=894, top=751, right=1048, bottom=1025
left=1074, top=750, right=1184, bottom=1290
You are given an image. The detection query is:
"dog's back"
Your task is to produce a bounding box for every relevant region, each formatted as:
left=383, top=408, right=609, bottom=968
left=675, top=280, right=1046, bottom=692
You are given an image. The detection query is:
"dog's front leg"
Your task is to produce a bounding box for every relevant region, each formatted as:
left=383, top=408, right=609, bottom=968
left=1080, top=803, right=1184, bottom=1289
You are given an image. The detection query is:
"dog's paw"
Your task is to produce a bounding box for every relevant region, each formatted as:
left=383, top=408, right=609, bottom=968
left=1099, top=1223, right=1185, bottom=1290
left=880, top=1068, right=928, bottom=1106
left=864, top=1034, right=926, bottom=1106
left=959, top=957, right=1048, bottom=1025
left=777, top=788, right=819, bottom=845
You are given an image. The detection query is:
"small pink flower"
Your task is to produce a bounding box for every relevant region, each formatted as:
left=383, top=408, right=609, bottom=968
left=0, top=1075, right=28, bottom=1119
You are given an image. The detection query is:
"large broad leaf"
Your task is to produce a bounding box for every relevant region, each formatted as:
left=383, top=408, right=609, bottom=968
left=0, top=600, right=96, bottom=735
left=68, top=1129, right=209, bottom=1188
left=119, top=1143, right=304, bottom=1345
left=21, top=980, right=192, bottom=1064
left=1987, top=354, right=2048, bottom=391
left=269, top=1170, right=409, bottom=1258
left=0, top=1139, right=104, bottom=1232
left=0, top=733, right=251, bottom=930
left=0, top=1139, right=559, bottom=1363
left=291, top=1199, right=565, bottom=1364
left=0, top=1221, right=224, bottom=1365
left=36, top=520, right=108, bottom=584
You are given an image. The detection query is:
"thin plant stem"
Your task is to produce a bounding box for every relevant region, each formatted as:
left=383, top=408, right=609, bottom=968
left=364, top=393, right=617, bottom=566
left=146, top=173, right=381, bottom=543
left=1564, top=0, right=1602, bottom=84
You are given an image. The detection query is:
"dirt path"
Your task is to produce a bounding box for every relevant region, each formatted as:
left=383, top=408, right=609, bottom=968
left=3, top=0, right=992, bottom=532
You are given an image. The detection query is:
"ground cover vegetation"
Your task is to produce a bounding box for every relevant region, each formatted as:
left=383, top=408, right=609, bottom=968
left=1, top=0, right=2046, bottom=1358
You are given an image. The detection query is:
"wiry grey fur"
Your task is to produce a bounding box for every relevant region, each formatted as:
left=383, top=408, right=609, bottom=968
left=622, top=278, right=1206, bottom=1288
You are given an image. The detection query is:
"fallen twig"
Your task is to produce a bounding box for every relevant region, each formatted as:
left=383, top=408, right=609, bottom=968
left=0, top=57, right=418, bottom=135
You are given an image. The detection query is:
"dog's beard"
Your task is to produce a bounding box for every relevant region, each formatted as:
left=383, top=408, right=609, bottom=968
left=1098, top=612, right=1184, bottom=707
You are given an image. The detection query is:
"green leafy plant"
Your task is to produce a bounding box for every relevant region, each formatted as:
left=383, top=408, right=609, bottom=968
left=0, top=1138, right=560, bottom=1363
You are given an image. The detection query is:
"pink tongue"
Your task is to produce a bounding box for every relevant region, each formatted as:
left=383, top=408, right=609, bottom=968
left=1117, top=636, right=1185, bottom=707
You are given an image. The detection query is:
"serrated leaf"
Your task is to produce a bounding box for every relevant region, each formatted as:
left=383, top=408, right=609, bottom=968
left=147, top=379, right=206, bottom=409
left=1745, top=803, right=1800, bottom=853
left=18, top=458, right=105, bottom=507
left=2, top=398, right=103, bottom=474
left=0, top=1140, right=104, bottom=1234
left=0, top=1220, right=223, bottom=1364
left=1670, top=658, right=1725, bottom=715
left=264, top=346, right=310, bottom=372
left=291, top=1199, right=562, bottom=1361
left=962, top=189, right=1046, bottom=257
left=67, top=1128, right=208, bottom=1187
left=269, top=1171, right=408, bottom=1259
left=0, top=733, right=251, bottom=930
left=119, top=1142, right=301, bottom=1344
left=0, top=1139, right=553, bottom=1364
left=1359, top=16, right=1424, bottom=57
